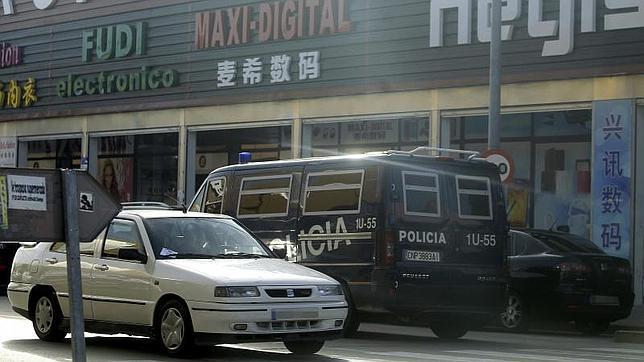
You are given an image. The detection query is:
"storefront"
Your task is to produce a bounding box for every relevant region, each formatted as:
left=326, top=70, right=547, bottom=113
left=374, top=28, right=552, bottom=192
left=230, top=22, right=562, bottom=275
left=1, top=0, right=644, bottom=304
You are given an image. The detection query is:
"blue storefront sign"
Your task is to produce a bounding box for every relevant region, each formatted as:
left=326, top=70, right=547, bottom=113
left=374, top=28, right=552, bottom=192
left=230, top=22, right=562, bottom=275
left=592, top=100, right=634, bottom=260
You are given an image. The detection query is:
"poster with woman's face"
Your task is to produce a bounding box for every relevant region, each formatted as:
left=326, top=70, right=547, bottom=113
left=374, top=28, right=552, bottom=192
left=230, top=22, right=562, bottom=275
left=98, top=158, right=133, bottom=202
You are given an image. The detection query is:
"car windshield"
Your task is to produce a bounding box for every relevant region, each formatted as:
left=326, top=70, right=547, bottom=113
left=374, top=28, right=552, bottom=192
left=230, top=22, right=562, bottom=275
left=143, top=217, right=271, bottom=259
left=529, top=232, right=604, bottom=254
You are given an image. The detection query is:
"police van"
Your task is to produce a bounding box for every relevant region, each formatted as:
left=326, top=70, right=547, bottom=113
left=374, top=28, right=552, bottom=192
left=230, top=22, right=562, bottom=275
left=189, top=147, right=508, bottom=339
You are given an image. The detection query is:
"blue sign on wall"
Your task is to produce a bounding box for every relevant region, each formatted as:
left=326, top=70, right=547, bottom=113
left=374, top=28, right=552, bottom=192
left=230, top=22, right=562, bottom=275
left=592, top=100, right=634, bottom=260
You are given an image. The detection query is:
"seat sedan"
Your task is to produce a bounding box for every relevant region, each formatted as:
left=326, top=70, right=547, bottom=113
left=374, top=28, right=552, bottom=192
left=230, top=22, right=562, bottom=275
left=7, top=210, right=347, bottom=356
left=500, top=229, right=634, bottom=335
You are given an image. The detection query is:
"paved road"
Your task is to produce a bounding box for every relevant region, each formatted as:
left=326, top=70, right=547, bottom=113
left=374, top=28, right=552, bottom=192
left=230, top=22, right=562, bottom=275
left=1, top=296, right=643, bottom=361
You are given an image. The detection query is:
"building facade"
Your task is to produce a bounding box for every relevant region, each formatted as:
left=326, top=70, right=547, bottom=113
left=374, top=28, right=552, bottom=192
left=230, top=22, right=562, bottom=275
left=1, top=0, right=644, bottom=304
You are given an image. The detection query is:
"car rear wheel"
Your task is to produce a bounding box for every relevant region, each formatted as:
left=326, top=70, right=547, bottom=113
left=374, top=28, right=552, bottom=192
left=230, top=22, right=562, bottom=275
left=500, top=292, right=528, bottom=331
left=284, top=340, right=325, bottom=354
left=574, top=320, right=610, bottom=336
left=430, top=323, right=469, bottom=339
left=31, top=293, right=66, bottom=342
left=156, top=299, right=195, bottom=357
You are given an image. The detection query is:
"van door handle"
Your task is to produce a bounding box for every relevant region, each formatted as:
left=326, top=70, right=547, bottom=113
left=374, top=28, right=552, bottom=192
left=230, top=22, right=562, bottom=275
left=45, top=258, right=58, bottom=265
left=94, top=264, right=109, bottom=271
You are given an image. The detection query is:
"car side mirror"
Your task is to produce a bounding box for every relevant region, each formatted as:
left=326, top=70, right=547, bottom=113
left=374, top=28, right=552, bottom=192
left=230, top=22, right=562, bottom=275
left=272, top=247, right=287, bottom=260
left=118, top=248, right=148, bottom=264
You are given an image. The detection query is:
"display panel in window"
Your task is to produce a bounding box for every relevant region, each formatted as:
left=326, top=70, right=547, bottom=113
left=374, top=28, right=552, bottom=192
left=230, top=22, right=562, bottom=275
left=237, top=175, right=292, bottom=218
left=456, top=176, right=492, bottom=220
left=205, top=178, right=226, bottom=214
left=403, top=171, right=440, bottom=217
left=303, top=170, right=364, bottom=215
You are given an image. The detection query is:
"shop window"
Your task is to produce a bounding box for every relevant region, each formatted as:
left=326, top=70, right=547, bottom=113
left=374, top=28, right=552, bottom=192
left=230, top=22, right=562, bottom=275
left=456, top=176, right=492, bottom=220
left=27, top=139, right=81, bottom=169
left=237, top=175, right=292, bottom=218
left=534, top=110, right=591, bottom=137
left=303, top=170, right=364, bottom=215
left=205, top=178, right=226, bottom=214
left=403, top=171, right=440, bottom=217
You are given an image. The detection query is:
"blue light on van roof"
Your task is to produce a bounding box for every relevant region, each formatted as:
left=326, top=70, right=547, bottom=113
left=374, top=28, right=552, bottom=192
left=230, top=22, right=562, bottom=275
left=239, top=152, right=252, bottom=164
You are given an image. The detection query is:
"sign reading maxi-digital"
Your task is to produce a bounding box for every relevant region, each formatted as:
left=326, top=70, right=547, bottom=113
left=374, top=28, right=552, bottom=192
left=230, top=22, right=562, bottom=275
left=57, top=22, right=179, bottom=98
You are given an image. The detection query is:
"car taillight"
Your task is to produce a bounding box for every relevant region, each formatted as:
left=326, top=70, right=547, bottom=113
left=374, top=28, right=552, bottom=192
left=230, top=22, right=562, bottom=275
left=558, top=262, right=591, bottom=281
left=382, top=230, right=395, bottom=266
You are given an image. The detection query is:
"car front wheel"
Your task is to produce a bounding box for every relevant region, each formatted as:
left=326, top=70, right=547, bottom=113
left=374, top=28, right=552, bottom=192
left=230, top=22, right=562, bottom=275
left=284, top=340, right=325, bottom=354
left=156, top=299, right=195, bottom=356
left=31, top=293, right=66, bottom=342
left=500, top=292, right=528, bottom=331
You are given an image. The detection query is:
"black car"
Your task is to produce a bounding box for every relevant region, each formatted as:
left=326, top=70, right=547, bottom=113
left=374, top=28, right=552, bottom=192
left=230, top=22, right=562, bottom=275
left=0, top=243, right=20, bottom=295
left=500, top=229, right=634, bottom=335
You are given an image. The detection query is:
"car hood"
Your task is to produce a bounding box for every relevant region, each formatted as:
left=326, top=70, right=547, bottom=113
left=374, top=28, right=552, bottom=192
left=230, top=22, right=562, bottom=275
left=157, top=258, right=337, bottom=286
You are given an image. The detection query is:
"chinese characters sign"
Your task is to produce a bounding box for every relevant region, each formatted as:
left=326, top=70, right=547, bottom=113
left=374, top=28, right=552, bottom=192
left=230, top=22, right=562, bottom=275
left=0, top=78, right=38, bottom=108
left=216, top=51, right=320, bottom=88
left=592, top=100, right=634, bottom=259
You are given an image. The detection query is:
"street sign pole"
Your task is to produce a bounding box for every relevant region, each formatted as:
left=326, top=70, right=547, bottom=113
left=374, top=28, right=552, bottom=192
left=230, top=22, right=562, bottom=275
left=61, top=169, right=87, bottom=362
left=488, top=0, right=502, bottom=150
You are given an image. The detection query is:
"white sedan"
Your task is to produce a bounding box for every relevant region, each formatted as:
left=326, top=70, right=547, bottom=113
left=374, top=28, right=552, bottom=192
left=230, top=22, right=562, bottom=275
left=7, top=210, right=347, bottom=356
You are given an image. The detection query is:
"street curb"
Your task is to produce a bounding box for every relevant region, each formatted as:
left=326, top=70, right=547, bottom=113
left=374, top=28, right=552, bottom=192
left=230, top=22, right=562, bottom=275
left=614, top=330, right=644, bottom=344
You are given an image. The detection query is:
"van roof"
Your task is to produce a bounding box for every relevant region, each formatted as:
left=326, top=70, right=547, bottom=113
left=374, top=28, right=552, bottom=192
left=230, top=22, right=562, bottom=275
left=208, top=150, right=497, bottom=176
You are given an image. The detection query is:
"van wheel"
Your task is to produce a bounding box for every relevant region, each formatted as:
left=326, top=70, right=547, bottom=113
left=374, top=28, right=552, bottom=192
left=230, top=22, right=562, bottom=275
left=500, top=292, right=529, bottom=331
left=31, top=292, right=66, bottom=342
left=284, top=340, right=325, bottom=354
left=155, top=299, right=195, bottom=357
left=574, top=320, right=610, bottom=336
left=431, top=323, right=468, bottom=339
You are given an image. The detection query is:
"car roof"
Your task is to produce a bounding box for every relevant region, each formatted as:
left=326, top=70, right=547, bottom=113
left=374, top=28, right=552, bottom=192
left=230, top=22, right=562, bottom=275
left=118, top=209, right=233, bottom=220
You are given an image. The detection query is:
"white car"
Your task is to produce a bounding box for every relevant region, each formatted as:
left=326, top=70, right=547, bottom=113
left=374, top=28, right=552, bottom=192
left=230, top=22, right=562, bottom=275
left=7, top=210, right=347, bottom=356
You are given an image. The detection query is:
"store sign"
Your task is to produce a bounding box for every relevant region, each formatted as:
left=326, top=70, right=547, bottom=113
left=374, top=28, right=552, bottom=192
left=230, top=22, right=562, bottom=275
left=195, top=0, right=351, bottom=50
left=591, top=99, right=634, bottom=260
left=0, top=137, right=17, bottom=167
left=7, top=175, right=47, bottom=211
left=429, top=0, right=644, bottom=57
left=214, top=51, right=320, bottom=88
left=1, top=0, right=86, bottom=15
left=341, top=120, right=398, bottom=144
left=0, top=42, right=22, bottom=69
left=58, top=22, right=179, bottom=98
left=0, top=78, right=38, bottom=108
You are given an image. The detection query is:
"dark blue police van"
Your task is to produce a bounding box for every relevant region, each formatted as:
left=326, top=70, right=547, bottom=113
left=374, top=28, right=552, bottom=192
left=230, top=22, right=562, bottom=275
left=189, top=147, right=508, bottom=339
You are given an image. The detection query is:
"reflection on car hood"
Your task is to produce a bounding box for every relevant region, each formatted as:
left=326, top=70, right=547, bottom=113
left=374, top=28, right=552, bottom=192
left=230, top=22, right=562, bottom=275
left=158, top=258, right=336, bottom=285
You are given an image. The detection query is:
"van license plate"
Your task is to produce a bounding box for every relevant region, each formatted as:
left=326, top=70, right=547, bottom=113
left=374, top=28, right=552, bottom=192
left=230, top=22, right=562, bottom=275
left=403, top=250, right=440, bottom=262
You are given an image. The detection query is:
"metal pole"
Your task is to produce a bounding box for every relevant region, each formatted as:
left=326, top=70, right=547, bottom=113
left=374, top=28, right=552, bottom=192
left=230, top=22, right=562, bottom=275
left=488, top=0, right=502, bottom=150
left=62, top=169, right=87, bottom=362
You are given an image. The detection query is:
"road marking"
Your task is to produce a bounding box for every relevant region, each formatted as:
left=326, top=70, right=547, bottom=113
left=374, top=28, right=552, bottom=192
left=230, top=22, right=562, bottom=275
left=520, top=349, right=644, bottom=361
left=450, top=349, right=603, bottom=362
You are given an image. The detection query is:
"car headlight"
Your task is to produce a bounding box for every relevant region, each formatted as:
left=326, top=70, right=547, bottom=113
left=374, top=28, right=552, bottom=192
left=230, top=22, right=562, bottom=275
left=215, top=286, right=260, bottom=298
left=318, top=285, right=343, bottom=296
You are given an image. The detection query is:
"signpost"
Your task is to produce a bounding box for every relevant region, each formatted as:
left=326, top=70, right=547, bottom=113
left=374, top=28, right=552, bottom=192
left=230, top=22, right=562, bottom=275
left=0, top=168, right=121, bottom=362
left=482, top=149, right=515, bottom=184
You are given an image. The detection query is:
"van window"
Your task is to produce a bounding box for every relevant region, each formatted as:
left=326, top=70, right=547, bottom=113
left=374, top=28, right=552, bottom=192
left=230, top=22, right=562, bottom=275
left=205, top=178, right=226, bottom=214
left=237, top=175, right=292, bottom=218
left=456, top=175, right=493, bottom=220
left=303, top=170, right=364, bottom=215
left=403, top=171, right=440, bottom=217
left=189, top=183, right=206, bottom=212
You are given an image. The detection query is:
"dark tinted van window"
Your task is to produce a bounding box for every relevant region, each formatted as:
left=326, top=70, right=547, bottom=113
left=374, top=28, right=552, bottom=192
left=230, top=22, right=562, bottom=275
left=303, top=170, right=364, bottom=215
left=403, top=171, right=440, bottom=217
left=237, top=175, right=291, bottom=218
left=456, top=176, right=492, bottom=220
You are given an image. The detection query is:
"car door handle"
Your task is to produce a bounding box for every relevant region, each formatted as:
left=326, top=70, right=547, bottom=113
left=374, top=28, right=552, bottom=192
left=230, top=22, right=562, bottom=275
left=94, top=264, right=109, bottom=271
left=45, top=258, right=58, bottom=264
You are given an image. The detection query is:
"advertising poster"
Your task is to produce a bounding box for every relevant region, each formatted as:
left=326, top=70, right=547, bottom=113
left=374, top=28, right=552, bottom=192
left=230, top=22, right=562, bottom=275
left=592, top=100, right=634, bottom=259
left=506, top=180, right=529, bottom=227
left=0, top=137, right=17, bottom=167
left=98, top=158, right=134, bottom=202
left=0, top=176, right=8, bottom=230
left=7, top=175, right=47, bottom=211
